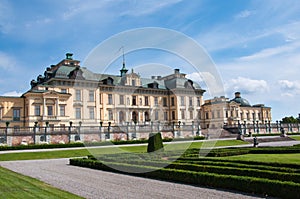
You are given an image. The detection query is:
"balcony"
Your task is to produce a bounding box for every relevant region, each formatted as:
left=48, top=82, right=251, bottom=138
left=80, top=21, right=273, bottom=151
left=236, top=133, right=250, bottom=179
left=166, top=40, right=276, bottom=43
left=42, top=116, right=59, bottom=121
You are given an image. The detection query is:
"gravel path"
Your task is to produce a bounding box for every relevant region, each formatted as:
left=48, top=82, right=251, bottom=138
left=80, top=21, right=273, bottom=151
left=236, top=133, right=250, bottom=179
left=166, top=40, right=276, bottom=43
left=0, top=158, right=265, bottom=199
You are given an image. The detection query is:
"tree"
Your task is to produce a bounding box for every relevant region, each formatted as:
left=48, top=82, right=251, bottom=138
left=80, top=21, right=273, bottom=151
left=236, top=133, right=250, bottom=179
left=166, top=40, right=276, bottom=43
left=147, top=132, right=164, bottom=153
left=281, top=116, right=299, bottom=123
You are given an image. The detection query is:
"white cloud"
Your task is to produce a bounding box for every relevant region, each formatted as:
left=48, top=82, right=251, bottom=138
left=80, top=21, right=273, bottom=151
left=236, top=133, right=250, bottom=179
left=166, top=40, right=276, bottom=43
left=186, top=72, right=203, bottom=82
left=235, top=10, right=255, bottom=19
left=225, top=77, right=269, bottom=95
left=121, top=0, right=182, bottom=16
left=2, top=91, right=22, bottom=97
left=0, top=52, right=17, bottom=71
left=278, top=80, right=300, bottom=97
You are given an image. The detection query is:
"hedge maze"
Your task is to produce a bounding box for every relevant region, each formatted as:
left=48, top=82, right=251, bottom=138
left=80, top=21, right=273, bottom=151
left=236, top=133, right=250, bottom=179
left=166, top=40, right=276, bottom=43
left=70, top=145, right=300, bottom=199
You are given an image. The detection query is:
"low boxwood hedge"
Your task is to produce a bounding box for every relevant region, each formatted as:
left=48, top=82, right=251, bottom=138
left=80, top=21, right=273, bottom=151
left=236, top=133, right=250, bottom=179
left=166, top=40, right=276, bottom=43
left=70, top=158, right=300, bottom=199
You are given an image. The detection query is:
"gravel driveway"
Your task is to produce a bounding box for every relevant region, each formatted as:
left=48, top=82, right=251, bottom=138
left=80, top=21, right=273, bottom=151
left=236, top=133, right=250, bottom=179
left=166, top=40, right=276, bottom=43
left=0, top=158, right=266, bottom=199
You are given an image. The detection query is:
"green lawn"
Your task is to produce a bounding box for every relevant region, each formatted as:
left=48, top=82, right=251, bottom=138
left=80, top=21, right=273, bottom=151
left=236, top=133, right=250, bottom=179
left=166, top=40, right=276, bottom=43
left=0, top=166, right=82, bottom=198
left=290, top=135, right=300, bottom=141
left=219, top=153, right=300, bottom=164
left=0, top=140, right=248, bottom=161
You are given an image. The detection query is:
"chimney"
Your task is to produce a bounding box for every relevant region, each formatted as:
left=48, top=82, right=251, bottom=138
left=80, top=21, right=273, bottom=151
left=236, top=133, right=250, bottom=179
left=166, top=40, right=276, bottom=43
left=151, top=76, right=156, bottom=79
left=235, top=92, right=241, bottom=98
left=174, top=69, right=180, bottom=74
left=66, top=53, right=73, bottom=60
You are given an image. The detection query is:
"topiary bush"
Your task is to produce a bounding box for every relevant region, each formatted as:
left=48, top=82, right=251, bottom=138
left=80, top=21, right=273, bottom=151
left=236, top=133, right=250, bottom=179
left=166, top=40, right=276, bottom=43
left=147, top=132, right=164, bottom=153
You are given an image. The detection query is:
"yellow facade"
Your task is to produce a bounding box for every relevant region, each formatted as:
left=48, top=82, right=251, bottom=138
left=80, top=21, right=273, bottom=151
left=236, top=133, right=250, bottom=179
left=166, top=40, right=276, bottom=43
left=0, top=54, right=271, bottom=130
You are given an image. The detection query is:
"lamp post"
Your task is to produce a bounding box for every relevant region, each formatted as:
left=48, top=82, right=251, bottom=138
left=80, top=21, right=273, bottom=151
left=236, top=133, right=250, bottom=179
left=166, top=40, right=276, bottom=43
left=5, top=121, right=9, bottom=144
left=99, top=121, right=103, bottom=141
left=68, top=121, right=72, bottom=143
left=108, top=121, right=111, bottom=139
left=178, top=121, right=181, bottom=137
left=44, top=121, right=49, bottom=142
left=33, top=121, right=38, bottom=144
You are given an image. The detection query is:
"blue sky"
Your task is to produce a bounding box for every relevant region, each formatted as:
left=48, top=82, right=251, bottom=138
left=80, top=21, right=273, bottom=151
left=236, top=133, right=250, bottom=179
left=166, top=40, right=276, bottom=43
left=0, top=0, right=300, bottom=121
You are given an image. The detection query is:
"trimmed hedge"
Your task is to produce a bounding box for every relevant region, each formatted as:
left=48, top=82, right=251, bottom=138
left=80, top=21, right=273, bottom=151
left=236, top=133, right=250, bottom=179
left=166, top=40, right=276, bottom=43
left=70, top=158, right=300, bottom=199
left=147, top=133, right=164, bottom=153
left=178, top=157, right=300, bottom=170
left=87, top=155, right=300, bottom=183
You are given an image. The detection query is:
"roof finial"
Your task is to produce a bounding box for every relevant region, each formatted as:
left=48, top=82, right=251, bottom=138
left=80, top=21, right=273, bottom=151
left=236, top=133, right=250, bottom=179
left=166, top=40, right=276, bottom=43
left=122, top=46, right=125, bottom=68
left=119, top=46, right=128, bottom=77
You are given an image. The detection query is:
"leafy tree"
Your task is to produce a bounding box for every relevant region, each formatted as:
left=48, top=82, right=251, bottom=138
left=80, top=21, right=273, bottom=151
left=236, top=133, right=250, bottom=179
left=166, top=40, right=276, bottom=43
left=281, top=116, right=299, bottom=123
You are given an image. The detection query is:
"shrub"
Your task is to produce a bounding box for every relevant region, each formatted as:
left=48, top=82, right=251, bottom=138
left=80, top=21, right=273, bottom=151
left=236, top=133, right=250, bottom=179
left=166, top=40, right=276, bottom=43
left=69, top=158, right=300, bottom=199
left=147, top=132, right=164, bottom=153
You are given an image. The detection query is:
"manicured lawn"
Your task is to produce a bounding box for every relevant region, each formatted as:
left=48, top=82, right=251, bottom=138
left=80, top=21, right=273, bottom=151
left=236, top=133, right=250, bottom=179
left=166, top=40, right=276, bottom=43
left=219, top=153, right=300, bottom=164
left=164, top=139, right=248, bottom=151
left=0, top=139, right=248, bottom=161
left=290, top=135, right=300, bottom=141
left=0, top=166, right=82, bottom=198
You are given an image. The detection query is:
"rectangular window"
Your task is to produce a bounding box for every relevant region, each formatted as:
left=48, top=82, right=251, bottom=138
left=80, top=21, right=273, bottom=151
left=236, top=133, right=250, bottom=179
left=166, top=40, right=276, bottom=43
left=61, top=89, right=67, bottom=93
left=89, top=90, right=94, bottom=102
left=197, top=97, right=201, bottom=106
left=164, top=112, right=168, bottom=120
left=252, top=113, right=256, bottom=120
left=225, top=111, right=228, bottom=118
left=99, top=94, right=102, bottom=104
left=75, top=90, right=81, bottom=101
left=197, top=111, right=201, bottom=119
left=108, top=94, right=113, bottom=104
left=163, top=97, right=167, bottom=107
left=34, top=105, right=40, bottom=116
left=217, top=110, right=220, bottom=118
left=154, top=97, right=158, bottom=106
left=75, top=108, right=81, bottom=119
left=181, top=110, right=185, bottom=119
left=47, top=106, right=53, bottom=116
left=59, top=105, right=65, bottom=116
left=119, top=95, right=124, bottom=105
left=212, top=111, right=215, bottom=119
left=180, top=96, right=185, bottom=106
left=189, top=111, right=193, bottom=119
left=189, top=97, right=193, bottom=106
left=89, top=107, right=94, bottom=119
left=145, top=96, right=149, bottom=106
left=132, top=79, right=136, bottom=86
left=171, top=97, right=175, bottom=106
left=132, top=96, right=137, bottom=105
left=155, top=111, right=159, bottom=120
left=172, top=111, right=176, bottom=120
left=206, top=112, right=209, bottom=119
left=13, top=109, right=20, bottom=121
left=108, top=110, right=113, bottom=120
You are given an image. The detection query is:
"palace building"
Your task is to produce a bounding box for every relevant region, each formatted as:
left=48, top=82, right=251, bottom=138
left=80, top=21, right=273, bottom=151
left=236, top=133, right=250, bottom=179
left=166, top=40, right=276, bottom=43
left=0, top=53, right=271, bottom=130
